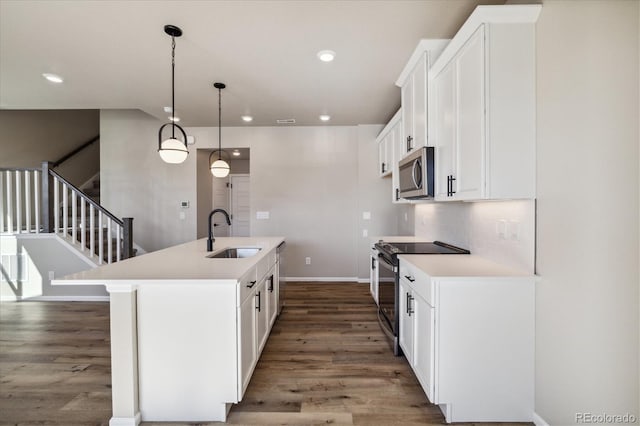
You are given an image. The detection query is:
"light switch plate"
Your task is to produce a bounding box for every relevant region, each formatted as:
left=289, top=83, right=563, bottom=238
left=363, top=211, right=371, bottom=220
left=256, top=211, right=270, bottom=220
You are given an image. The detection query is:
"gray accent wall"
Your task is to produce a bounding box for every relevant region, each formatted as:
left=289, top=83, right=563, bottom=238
left=0, top=109, right=100, bottom=187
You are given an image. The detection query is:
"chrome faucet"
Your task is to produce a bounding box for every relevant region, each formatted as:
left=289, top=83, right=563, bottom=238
left=207, top=209, right=232, bottom=252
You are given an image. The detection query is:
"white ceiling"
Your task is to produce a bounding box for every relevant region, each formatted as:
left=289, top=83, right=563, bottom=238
left=0, top=0, right=504, bottom=127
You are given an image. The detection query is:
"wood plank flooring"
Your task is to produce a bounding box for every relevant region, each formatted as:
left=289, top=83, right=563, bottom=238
left=0, top=283, right=532, bottom=425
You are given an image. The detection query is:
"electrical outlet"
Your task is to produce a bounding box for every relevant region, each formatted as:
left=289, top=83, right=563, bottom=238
left=305, top=257, right=311, bottom=265
left=496, top=220, right=507, bottom=239
left=509, top=220, right=521, bottom=241
left=362, top=229, right=368, bottom=237
left=363, top=211, right=371, bottom=220
left=48, top=271, right=55, bottom=280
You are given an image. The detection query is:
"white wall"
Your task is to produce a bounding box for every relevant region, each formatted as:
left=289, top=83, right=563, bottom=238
left=534, top=1, right=639, bottom=424
left=100, top=112, right=403, bottom=279
left=0, top=234, right=107, bottom=301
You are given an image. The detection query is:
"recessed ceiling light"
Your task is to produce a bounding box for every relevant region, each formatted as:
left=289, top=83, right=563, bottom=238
left=169, top=116, right=180, bottom=122
left=317, top=50, right=336, bottom=62
left=42, top=73, right=63, bottom=83
left=232, top=150, right=241, bottom=156
left=241, top=115, right=253, bottom=122
left=319, top=115, right=331, bottom=122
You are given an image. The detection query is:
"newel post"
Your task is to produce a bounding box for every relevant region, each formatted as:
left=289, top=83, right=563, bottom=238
left=41, top=161, right=54, bottom=233
left=122, top=217, right=134, bottom=259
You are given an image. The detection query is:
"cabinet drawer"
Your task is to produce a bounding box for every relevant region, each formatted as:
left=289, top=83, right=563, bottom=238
left=399, top=258, right=433, bottom=306
left=238, top=267, right=258, bottom=305
left=256, top=249, right=276, bottom=281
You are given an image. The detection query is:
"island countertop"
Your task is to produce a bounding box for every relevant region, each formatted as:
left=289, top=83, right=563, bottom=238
left=52, top=236, right=285, bottom=286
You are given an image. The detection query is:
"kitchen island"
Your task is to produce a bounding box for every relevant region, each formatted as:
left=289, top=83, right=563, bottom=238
left=53, top=236, right=285, bottom=426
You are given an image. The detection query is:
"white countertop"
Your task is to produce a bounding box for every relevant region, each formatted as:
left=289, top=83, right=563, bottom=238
left=52, top=236, right=285, bottom=286
left=399, top=254, right=533, bottom=278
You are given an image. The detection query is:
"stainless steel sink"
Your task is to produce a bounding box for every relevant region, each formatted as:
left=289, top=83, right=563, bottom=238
left=207, top=247, right=262, bottom=259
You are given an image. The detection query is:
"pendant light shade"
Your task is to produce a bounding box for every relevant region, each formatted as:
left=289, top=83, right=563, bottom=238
left=211, top=82, right=230, bottom=178
left=211, top=159, right=230, bottom=177
left=158, top=25, right=189, bottom=164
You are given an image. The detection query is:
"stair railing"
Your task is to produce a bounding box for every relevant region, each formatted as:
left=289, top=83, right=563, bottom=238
left=0, top=162, right=134, bottom=264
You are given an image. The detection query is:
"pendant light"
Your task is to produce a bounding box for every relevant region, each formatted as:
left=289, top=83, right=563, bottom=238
left=158, top=25, right=188, bottom=164
left=210, top=82, right=230, bottom=178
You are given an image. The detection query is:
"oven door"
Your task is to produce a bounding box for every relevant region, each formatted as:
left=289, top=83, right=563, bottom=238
left=377, top=253, right=400, bottom=354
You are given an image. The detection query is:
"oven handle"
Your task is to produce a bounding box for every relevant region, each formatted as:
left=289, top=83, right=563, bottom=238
left=377, top=253, right=397, bottom=273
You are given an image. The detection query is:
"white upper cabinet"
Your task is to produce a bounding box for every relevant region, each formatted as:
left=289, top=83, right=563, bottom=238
left=430, top=5, right=541, bottom=201
left=376, top=109, right=401, bottom=179
left=396, top=40, right=450, bottom=159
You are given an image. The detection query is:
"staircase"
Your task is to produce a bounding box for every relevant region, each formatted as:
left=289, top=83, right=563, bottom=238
left=1, top=163, right=134, bottom=266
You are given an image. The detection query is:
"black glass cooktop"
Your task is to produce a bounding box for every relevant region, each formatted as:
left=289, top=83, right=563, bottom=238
left=375, top=240, right=470, bottom=256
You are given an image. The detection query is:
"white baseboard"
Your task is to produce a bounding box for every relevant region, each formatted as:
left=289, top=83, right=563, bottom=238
left=284, top=277, right=360, bottom=282
left=357, top=278, right=371, bottom=284
left=533, top=412, right=550, bottom=426
left=109, top=412, right=141, bottom=426
left=28, top=295, right=109, bottom=302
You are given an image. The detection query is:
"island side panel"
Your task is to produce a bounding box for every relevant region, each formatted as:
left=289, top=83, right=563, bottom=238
left=137, top=283, right=238, bottom=422
left=107, top=285, right=141, bottom=426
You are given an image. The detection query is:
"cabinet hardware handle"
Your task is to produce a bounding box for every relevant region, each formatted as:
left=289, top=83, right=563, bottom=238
left=408, top=295, right=414, bottom=316
left=247, top=280, right=257, bottom=288
left=381, top=163, right=386, bottom=174
left=256, top=291, right=261, bottom=312
left=447, top=175, right=457, bottom=197
left=268, top=275, right=274, bottom=292
left=395, top=188, right=400, bottom=201
left=404, top=275, right=415, bottom=282
left=371, top=257, right=376, bottom=270
left=406, top=135, right=413, bottom=152
left=406, top=292, right=410, bottom=314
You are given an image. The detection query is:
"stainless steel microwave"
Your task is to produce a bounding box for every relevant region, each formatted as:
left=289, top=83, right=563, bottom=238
left=398, top=146, right=434, bottom=199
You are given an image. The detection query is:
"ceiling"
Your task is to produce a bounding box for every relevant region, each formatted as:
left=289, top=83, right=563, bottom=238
left=0, top=0, right=505, bottom=127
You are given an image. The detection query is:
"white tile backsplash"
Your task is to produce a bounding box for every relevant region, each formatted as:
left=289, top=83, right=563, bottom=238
left=414, top=200, right=535, bottom=273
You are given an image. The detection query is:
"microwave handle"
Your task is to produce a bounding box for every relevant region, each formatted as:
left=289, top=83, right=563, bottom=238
left=411, top=159, right=422, bottom=189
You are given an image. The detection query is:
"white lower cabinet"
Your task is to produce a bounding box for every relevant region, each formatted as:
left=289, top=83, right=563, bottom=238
left=267, top=266, right=278, bottom=328
left=398, top=257, right=534, bottom=423
left=136, top=246, right=281, bottom=423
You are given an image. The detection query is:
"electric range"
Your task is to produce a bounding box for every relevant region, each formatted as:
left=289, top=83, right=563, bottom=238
left=372, top=240, right=469, bottom=355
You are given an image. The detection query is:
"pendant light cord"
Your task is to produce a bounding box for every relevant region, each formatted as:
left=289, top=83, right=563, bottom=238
left=171, top=36, right=176, bottom=139
left=218, top=87, right=222, bottom=160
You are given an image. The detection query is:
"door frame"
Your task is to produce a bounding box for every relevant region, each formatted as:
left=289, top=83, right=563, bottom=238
left=229, top=174, right=250, bottom=237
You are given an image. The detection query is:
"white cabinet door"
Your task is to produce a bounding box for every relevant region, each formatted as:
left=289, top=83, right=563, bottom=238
left=412, top=293, right=435, bottom=402
left=398, top=279, right=414, bottom=364
left=413, top=54, right=427, bottom=150
left=455, top=26, right=485, bottom=200
left=238, top=292, right=256, bottom=397
left=433, top=61, right=457, bottom=200
left=401, top=76, right=414, bottom=156
left=256, top=279, right=269, bottom=353
left=267, top=268, right=278, bottom=328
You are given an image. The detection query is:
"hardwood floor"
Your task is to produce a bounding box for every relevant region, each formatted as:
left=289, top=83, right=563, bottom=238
left=0, top=283, right=531, bottom=425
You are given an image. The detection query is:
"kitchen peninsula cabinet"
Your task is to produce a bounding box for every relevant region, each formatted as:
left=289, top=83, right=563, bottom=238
left=430, top=5, right=541, bottom=201
left=398, top=255, right=535, bottom=423
left=53, top=236, right=284, bottom=425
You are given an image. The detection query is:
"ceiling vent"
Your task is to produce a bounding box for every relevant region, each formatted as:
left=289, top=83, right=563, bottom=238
left=276, top=118, right=296, bottom=124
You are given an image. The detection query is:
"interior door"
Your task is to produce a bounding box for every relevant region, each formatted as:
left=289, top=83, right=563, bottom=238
left=230, top=175, right=250, bottom=237
left=212, top=175, right=230, bottom=237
